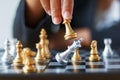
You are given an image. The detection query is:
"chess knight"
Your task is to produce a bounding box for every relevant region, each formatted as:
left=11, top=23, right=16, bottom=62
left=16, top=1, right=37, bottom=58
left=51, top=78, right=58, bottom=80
left=22, top=48, right=36, bottom=73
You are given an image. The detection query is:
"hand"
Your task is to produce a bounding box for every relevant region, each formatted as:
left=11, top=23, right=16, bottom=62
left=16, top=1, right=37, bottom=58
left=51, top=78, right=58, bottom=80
left=40, top=0, right=74, bottom=24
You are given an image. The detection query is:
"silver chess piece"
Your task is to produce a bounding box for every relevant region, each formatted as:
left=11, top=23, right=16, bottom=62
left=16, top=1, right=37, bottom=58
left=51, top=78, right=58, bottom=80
left=55, top=38, right=83, bottom=64
left=10, top=38, right=18, bottom=57
left=103, top=38, right=113, bottom=57
left=1, top=39, right=13, bottom=65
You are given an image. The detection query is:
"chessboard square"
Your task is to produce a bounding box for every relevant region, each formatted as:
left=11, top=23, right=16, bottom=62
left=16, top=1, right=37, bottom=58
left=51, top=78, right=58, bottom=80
left=36, top=65, right=46, bottom=70
left=85, top=57, right=103, bottom=62
left=108, top=62, right=120, bottom=65
left=66, top=65, right=85, bottom=69
left=44, top=68, right=65, bottom=73
left=66, top=69, right=85, bottom=72
left=106, top=64, right=120, bottom=69
left=50, top=58, right=57, bottom=62
left=86, top=65, right=105, bottom=69
left=86, top=68, right=107, bottom=72
left=86, top=62, right=104, bottom=65
left=46, top=65, right=66, bottom=69
left=107, top=58, right=120, bottom=62
left=67, top=61, right=85, bottom=65
left=48, top=62, right=65, bottom=66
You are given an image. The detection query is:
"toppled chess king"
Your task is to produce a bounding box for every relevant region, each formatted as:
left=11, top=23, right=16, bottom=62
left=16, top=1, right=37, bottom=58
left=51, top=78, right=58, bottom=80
left=55, top=38, right=83, bottom=64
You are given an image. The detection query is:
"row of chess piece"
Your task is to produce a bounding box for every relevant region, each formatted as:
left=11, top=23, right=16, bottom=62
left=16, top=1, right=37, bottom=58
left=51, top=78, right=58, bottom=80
left=1, top=19, right=77, bottom=74
left=1, top=29, right=52, bottom=73
left=1, top=19, right=114, bottom=73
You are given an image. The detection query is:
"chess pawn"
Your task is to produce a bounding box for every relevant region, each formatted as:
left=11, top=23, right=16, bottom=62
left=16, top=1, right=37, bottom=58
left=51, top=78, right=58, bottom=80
left=35, top=43, right=46, bottom=63
left=2, top=39, right=13, bottom=65
left=103, top=38, right=113, bottom=57
left=13, top=41, right=23, bottom=67
left=89, top=40, right=100, bottom=61
left=63, top=19, right=77, bottom=40
left=22, top=48, right=36, bottom=73
left=71, top=48, right=81, bottom=62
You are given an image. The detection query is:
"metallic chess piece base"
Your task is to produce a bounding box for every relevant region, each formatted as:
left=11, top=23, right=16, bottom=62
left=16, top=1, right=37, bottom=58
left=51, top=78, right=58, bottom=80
left=89, top=55, right=100, bottom=62
left=23, top=66, right=36, bottom=73
left=64, top=32, right=77, bottom=40
left=13, top=58, right=23, bottom=67
left=13, top=62, right=23, bottom=67
left=35, top=57, right=46, bottom=63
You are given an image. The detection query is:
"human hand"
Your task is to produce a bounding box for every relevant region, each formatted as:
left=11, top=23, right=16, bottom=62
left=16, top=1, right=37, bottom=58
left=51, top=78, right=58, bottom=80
left=40, top=0, right=74, bottom=24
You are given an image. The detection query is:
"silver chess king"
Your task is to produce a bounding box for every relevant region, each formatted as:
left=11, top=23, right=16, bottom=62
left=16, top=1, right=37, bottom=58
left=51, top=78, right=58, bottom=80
left=55, top=38, right=83, bottom=64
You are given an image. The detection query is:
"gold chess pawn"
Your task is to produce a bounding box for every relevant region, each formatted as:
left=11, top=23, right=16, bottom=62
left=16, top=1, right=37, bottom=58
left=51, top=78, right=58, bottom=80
left=35, top=43, right=46, bottom=63
left=63, top=19, right=77, bottom=40
left=71, top=48, right=82, bottom=62
left=89, top=40, right=100, bottom=62
left=13, top=41, right=23, bottom=67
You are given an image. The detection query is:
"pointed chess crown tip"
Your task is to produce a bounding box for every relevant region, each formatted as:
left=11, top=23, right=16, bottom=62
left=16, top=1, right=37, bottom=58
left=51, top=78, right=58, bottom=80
left=40, top=28, right=46, bottom=34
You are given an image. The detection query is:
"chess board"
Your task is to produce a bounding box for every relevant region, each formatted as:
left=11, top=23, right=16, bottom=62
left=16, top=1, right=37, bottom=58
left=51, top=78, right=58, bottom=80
left=0, top=49, right=120, bottom=80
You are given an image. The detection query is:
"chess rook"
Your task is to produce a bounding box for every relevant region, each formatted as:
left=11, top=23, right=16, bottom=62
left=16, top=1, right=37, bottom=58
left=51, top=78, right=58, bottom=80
left=103, top=38, right=113, bottom=57
left=63, top=19, right=77, bottom=40
left=55, top=38, right=83, bottom=64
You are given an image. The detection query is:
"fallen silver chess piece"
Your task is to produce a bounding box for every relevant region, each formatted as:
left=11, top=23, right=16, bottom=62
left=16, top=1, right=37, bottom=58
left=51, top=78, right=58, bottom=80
left=55, top=38, right=83, bottom=64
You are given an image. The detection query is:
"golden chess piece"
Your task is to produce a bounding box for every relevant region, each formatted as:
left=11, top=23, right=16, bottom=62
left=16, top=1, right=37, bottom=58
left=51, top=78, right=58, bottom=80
left=39, top=28, right=51, bottom=59
left=63, top=19, right=77, bottom=40
left=35, top=43, right=46, bottom=63
left=89, top=40, right=100, bottom=62
left=88, top=62, right=100, bottom=68
left=22, top=48, right=36, bottom=73
left=72, top=61, right=81, bottom=73
left=44, top=39, right=51, bottom=59
left=13, top=41, right=23, bottom=67
left=71, top=48, right=81, bottom=62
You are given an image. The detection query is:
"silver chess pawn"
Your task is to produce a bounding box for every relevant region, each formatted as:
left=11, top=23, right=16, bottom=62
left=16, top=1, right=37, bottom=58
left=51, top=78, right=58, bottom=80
left=1, top=39, right=13, bottom=65
left=55, top=38, right=83, bottom=64
left=103, top=38, right=113, bottom=57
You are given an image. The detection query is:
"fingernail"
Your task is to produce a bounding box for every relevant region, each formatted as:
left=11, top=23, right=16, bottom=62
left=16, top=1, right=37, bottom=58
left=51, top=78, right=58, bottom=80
left=53, top=17, right=61, bottom=24
left=63, top=11, right=72, bottom=19
left=47, top=10, right=51, bottom=15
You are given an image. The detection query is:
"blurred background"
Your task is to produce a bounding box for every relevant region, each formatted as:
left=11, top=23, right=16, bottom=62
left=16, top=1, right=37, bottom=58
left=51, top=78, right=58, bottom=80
left=0, top=0, right=20, bottom=48
left=0, top=0, right=120, bottom=49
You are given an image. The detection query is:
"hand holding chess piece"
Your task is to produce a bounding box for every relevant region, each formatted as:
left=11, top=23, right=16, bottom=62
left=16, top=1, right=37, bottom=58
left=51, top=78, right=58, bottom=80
left=55, top=38, right=83, bottom=64
left=63, top=19, right=77, bottom=40
left=13, top=41, right=23, bottom=67
left=89, top=40, right=100, bottom=61
left=22, top=48, right=36, bottom=73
